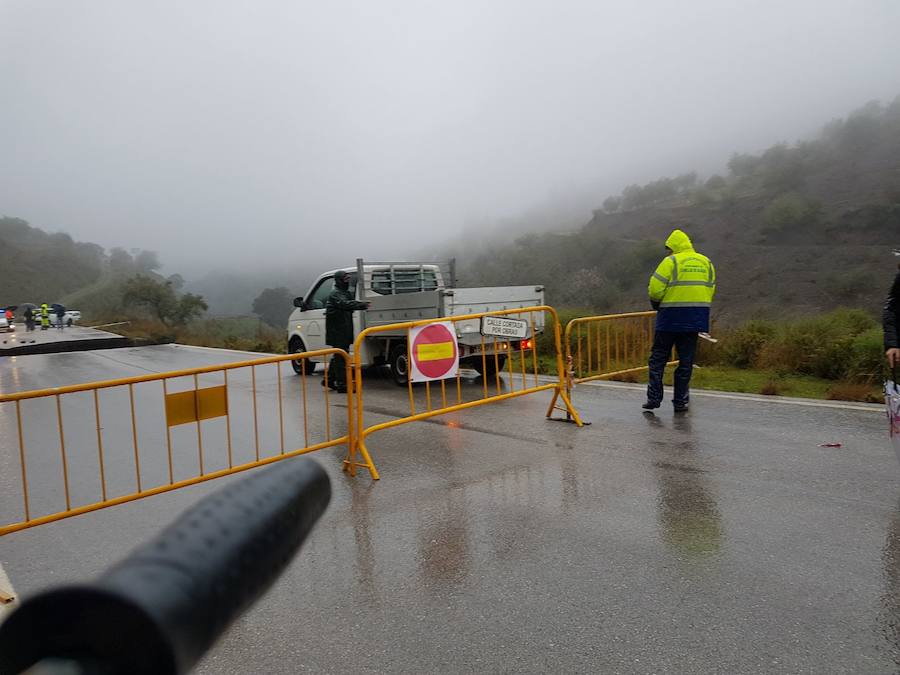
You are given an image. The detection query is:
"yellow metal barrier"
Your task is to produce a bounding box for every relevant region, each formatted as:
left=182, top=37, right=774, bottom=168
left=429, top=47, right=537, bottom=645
left=0, top=349, right=354, bottom=537
left=342, top=306, right=582, bottom=478
left=560, top=311, right=679, bottom=415
left=566, top=311, right=661, bottom=385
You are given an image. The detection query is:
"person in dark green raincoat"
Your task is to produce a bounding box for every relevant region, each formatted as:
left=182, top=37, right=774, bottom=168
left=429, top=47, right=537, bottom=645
left=325, top=270, right=369, bottom=392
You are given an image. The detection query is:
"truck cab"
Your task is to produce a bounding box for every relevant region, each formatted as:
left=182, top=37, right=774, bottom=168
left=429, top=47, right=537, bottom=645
left=286, top=263, right=444, bottom=375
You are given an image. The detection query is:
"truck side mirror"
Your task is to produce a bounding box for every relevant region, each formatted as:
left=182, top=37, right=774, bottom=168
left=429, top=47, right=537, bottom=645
left=293, top=297, right=304, bottom=309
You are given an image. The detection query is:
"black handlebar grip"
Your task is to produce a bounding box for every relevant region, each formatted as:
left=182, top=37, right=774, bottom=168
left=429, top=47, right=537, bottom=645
left=0, top=457, right=331, bottom=675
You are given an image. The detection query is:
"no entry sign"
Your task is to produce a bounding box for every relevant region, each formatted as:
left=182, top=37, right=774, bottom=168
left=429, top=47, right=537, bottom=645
left=409, top=322, right=459, bottom=382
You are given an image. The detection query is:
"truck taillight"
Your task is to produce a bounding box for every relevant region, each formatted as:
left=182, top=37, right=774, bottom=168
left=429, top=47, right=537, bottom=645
left=521, top=339, right=532, bottom=350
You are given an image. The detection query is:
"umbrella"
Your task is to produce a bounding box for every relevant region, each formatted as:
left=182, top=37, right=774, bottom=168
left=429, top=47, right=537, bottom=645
left=888, top=369, right=900, bottom=466
left=51, top=303, right=66, bottom=312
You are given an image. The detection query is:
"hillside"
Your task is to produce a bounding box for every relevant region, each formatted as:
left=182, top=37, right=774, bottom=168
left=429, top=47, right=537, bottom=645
left=0, top=217, right=105, bottom=304
left=0, top=217, right=166, bottom=314
left=459, top=97, right=900, bottom=323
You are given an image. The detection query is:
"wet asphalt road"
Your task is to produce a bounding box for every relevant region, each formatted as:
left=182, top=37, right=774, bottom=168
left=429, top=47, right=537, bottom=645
left=0, top=345, right=896, bottom=674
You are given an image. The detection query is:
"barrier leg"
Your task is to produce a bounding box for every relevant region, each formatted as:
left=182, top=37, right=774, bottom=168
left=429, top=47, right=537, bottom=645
left=545, top=388, right=561, bottom=418
left=557, top=388, right=583, bottom=427
left=342, top=437, right=380, bottom=480
left=546, top=385, right=584, bottom=427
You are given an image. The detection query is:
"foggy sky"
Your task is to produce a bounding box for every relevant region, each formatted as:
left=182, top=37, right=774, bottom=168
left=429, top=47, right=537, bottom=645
left=2, top=0, right=899, bottom=276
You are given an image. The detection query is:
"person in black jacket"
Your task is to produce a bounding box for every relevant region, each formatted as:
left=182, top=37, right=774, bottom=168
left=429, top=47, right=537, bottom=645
left=886, top=265, right=900, bottom=369
left=324, top=270, right=369, bottom=393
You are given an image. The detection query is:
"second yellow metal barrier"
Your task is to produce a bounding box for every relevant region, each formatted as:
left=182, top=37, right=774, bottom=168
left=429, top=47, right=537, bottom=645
left=560, top=311, right=679, bottom=417
left=342, top=306, right=582, bottom=478
left=568, top=311, right=659, bottom=384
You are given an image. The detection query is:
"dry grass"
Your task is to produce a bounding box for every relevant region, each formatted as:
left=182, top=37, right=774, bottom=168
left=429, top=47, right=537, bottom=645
left=826, top=382, right=882, bottom=403
left=101, top=316, right=285, bottom=354
left=759, top=380, right=782, bottom=396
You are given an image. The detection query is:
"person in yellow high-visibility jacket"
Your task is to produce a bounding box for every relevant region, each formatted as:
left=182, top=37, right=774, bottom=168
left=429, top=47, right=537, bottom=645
left=643, top=229, right=716, bottom=412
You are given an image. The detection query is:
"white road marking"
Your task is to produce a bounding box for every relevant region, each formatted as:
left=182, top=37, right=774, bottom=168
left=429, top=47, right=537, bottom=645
left=529, top=373, right=883, bottom=413
left=577, top=380, right=883, bottom=413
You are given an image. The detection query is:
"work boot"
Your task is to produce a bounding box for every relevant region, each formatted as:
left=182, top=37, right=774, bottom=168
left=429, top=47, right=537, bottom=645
left=641, top=401, right=660, bottom=410
left=322, top=377, right=342, bottom=392
left=673, top=403, right=689, bottom=413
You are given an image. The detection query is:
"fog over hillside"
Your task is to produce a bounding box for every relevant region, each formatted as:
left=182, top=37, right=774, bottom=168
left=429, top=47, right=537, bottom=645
left=2, top=0, right=900, bottom=287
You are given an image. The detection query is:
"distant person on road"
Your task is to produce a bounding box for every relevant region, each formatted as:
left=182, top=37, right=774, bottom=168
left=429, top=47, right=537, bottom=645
left=40, top=303, right=50, bottom=330
left=55, top=305, right=65, bottom=330
left=885, top=263, right=900, bottom=369
left=23, top=306, right=34, bottom=331
left=643, top=229, right=716, bottom=413
left=324, top=270, right=369, bottom=393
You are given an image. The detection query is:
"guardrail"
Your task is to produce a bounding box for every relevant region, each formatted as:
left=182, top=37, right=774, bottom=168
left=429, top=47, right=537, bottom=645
left=0, top=349, right=353, bottom=537
left=343, top=305, right=583, bottom=478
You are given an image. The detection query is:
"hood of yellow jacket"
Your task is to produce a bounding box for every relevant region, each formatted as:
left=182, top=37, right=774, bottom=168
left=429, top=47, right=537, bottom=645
left=665, top=229, right=693, bottom=253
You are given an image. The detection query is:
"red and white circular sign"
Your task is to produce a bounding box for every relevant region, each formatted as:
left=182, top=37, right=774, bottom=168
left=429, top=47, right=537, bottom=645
left=410, top=322, right=459, bottom=382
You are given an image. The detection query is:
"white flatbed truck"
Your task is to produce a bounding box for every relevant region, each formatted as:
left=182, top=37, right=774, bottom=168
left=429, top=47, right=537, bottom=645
left=286, top=260, right=545, bottom=384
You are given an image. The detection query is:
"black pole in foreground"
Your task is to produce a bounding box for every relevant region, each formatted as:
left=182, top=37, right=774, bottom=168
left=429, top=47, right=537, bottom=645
left=0, top=457, right=331, bottom=675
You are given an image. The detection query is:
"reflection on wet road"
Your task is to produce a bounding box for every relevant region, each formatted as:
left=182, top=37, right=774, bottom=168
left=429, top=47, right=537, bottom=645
left=645, top=411, right=723, bottom=558
left=0, top=346, right=896, bottom=673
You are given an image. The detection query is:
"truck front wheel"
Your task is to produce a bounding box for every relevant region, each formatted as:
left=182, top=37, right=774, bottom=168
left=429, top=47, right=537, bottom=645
left=389, top=343, right=409, bottom=386
left=289, top=337, right=310, bottom=375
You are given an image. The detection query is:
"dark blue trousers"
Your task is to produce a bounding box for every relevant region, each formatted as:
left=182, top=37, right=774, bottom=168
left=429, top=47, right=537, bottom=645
left=647, top=331, right=699, bottom=406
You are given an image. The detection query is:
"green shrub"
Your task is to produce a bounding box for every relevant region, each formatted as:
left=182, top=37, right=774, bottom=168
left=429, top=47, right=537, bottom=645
left=845, top=327, right=886, bottom=382
left=762, top=193, right=820, bottom=233
left=779, top=309, right=874, bottom=378
left=716, top=320, right=776, bottom=368
left=711, top=309, right=878, bottom=380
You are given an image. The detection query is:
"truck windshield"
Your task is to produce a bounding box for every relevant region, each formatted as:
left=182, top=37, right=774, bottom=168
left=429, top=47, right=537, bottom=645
left=371, top=269, right=438, bottom=295
left=307, top=273, right=359, bottom=309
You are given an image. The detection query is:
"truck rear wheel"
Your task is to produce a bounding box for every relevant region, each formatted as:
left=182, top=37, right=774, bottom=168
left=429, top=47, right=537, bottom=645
left=473, top=355, right=507, bottom=379
left=289, top=337, right=310, bottom=375
left=389, top=343, right=409, bottom=386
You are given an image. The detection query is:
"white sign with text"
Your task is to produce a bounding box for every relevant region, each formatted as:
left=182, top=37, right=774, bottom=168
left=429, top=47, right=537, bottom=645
left=480, top=316, right=528, bottom=339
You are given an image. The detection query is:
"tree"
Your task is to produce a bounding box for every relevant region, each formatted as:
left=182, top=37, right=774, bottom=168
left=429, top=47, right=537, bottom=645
left=759, top=143, right=804, bottom=192
left=122, top=275, right=207, bottom=326
left=727, top=153, right=759, bottom=178
left=602, top=195, right=622, bottom=213
left=171, top=293, right=208, bottom=326
left=762, top=193, right=820, bottom=234
left=252, top=287, right=293, bottom=327
left=621, top=184, right=643, bottom=210
left=109, top=247, right=135, bottom=275
left=705, top=174, right=726, bottom=190
left=673, top=172, right=698, bottom=192
left=134, top=249, right=161, bottom=273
